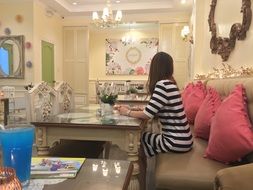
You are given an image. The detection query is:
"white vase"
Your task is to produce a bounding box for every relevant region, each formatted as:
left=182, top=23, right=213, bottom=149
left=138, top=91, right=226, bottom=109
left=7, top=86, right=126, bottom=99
left=100, top=103, right=113, bottom=116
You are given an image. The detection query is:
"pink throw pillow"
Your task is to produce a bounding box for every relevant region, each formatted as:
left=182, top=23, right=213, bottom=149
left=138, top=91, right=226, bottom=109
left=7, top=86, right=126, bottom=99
left=205, top=84, right=253, bottom=164
left=181, top=82, right=194, bottom=106
left=194, top=87, right=221, bottom=140
left=183, top=81, right=206, bottom=124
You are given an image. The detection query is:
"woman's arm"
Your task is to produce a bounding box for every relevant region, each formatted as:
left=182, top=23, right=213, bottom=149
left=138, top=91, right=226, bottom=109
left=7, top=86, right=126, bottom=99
left=117, top=106, right=149, bottom=120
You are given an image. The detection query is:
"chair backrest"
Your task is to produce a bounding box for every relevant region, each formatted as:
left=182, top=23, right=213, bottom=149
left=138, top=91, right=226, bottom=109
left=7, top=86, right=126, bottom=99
left=95, top=80, right=101, bottom=104
left=54, top=81, right=75, bottom=113
left=1, top=86, right=15, bottom=98
left=26, top=82, right=58, bottom=122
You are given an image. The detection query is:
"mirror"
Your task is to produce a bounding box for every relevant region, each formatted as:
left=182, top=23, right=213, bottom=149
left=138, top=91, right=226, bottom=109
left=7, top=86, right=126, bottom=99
left=208, top=0, right=252, bottom=61
left=0, top=35, right=24, bottom=78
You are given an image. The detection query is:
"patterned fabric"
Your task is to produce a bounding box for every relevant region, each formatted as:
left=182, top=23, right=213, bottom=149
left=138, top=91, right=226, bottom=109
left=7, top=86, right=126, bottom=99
left=142, top=79, right=193, bottom=157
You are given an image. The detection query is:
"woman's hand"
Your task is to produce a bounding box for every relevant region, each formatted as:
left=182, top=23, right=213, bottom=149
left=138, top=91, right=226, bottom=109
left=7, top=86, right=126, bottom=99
left=113, top=104, right=131, bottom=116
left=131, top=106, right=144, bottom=111
left=118, top=106, right=131, bottom=116
left=113, top=104, right=130, bottom=110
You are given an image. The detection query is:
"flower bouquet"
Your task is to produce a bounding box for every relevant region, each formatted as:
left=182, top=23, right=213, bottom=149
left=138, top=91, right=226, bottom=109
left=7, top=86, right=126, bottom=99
left=97, top=82, right=118, bottom=105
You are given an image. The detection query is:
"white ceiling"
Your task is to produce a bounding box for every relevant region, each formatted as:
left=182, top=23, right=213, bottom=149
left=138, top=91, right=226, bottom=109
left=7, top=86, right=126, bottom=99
left=38, top=0, right=193, bottom=17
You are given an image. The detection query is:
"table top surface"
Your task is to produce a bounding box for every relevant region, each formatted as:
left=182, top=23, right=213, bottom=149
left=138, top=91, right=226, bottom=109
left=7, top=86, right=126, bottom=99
left=32, top=104, right=142, bottom=129
left=41, top=158, right=133, bottom=190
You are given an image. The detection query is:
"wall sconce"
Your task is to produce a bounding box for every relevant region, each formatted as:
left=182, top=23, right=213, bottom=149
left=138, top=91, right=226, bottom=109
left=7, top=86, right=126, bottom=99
left=181, top=25, right=193, bottom=44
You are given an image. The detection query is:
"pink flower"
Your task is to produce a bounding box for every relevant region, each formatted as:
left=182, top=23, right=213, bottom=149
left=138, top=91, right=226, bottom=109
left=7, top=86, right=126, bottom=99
left=135, top=67, right=145, bottom=75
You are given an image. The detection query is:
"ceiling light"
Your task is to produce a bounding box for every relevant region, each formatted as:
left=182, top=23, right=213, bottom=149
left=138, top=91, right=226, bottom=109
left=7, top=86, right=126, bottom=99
left=72, top=2, right=77, bottom=5
left=181, top=0, right=186, bottom=4
left=92, top=0, right=122, bottom=28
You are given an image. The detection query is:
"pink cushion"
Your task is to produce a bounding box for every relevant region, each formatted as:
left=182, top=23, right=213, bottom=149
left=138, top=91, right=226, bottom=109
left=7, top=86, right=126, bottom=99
left=181, top=82, right=194, bottom=105
left=194, top=87, right=221, bottom=140
left=205, top=84, right=253, bottom=164
left=183, top=81, right=206, bottom=124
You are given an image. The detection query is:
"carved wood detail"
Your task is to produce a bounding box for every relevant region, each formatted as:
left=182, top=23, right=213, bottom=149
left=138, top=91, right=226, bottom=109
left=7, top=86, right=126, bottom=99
left=208, top=0, right=252, bottom=61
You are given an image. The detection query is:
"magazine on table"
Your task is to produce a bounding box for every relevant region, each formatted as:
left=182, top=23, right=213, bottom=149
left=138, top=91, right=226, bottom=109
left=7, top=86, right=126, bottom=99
left=31, top=157, right=86, bottom=179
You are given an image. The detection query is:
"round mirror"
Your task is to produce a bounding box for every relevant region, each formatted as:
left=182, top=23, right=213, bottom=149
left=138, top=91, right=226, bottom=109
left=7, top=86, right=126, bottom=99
left=0, top=35, right=24, bottom=78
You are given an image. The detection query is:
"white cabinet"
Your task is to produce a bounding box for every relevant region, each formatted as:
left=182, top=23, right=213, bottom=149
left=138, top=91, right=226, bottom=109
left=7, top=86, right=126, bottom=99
left=63, top=27, right=89, bottom=106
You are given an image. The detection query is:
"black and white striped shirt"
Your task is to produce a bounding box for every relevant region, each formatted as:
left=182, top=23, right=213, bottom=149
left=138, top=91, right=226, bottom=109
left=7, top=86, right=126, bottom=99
left=142, top=79, right=193, bottom=157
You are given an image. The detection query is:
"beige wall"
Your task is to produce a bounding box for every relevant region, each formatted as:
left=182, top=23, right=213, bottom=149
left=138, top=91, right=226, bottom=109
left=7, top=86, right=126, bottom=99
left=63, top=11, right=191, bottom=82
left=89, top=28, right=158, bottom=81
left=0, top=3, right=191, bottom=99
left=0, top=0, right=63, bottom=89
left=33, top=0, right=63, bottom=83
left=193, top=0, right=253, bottom=78
left=0, top=1, right=33, bottom=88
left=63, top=12, right=191, bottom=101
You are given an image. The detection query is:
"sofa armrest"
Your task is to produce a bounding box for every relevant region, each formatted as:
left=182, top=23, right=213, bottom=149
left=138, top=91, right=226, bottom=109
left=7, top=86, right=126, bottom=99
left=214, top=163, right=253, bottom=190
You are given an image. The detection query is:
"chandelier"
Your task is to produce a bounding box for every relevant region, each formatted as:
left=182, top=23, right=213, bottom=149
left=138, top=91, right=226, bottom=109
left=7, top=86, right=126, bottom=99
left=92, top=0, right=122, bottom=28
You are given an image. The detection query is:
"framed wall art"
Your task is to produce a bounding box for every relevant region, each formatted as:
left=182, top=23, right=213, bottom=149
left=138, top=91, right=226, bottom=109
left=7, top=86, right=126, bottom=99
left=105, top=38, right=159, bottom=75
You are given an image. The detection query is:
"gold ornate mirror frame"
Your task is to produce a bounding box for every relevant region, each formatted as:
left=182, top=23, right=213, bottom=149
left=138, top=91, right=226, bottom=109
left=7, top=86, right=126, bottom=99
left=208, top=0, right=252, bottom=61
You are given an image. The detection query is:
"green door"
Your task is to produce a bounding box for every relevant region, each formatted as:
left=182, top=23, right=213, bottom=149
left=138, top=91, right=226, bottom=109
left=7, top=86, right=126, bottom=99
left=42, top=41, right=54, bottom=85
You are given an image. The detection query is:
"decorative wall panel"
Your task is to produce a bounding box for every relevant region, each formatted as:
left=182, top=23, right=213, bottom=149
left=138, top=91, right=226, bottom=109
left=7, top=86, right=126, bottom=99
left=105, top=38, right=158, bottom=75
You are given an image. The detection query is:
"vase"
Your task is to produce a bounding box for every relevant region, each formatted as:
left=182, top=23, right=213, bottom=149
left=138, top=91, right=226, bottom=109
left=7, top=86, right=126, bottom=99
left=0, top=167, right=22, bottom=190
left=100, top=103, right=113, bottom=116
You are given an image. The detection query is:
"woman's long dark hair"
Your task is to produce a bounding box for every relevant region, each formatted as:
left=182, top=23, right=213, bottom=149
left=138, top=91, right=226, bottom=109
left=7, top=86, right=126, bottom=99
left=147, top=52, right=175, bottom=94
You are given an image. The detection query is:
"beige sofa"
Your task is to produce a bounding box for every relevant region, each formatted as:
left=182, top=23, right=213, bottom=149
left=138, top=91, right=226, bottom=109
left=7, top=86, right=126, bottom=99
left=155, top=77, right=253, bottom=190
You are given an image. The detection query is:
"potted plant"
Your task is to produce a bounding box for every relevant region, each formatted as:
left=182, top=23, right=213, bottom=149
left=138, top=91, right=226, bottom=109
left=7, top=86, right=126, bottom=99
left=97, top=83, right=118, bottom=115
left=126, top=87, right=138, bottom=99
left=99, top=93, right=118, bottom=105
left=126, top=87, right=138, bottom=95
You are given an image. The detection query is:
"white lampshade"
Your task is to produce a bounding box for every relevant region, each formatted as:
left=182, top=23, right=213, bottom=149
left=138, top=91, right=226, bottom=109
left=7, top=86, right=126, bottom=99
left=102, top=7, right=109, bottom=20
left=92, top=12, right=99, bottom=20
left=115, top=10, right=122, bottom=21
left=181, top=25, right=190, bottom=37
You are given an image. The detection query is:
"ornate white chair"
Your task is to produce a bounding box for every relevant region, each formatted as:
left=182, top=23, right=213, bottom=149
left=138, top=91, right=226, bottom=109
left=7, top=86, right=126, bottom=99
left=54, top=81, right=75, bottom=113
left=26, top=82, right=58, bottom=122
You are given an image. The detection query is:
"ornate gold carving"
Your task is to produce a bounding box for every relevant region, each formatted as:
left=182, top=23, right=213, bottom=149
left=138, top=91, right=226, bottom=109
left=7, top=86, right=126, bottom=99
left=208, top=0, right=252, bottom=61
left=195, top=63, right=253, bottom=80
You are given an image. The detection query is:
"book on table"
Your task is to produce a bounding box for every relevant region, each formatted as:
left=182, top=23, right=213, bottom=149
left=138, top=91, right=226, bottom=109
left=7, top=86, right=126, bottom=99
left=31, top=157, right=86, bottom=179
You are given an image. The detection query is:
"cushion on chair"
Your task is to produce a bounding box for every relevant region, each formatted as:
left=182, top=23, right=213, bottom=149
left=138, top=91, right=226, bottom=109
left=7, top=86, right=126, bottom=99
left=155, top=127, right=227, bottom=190
left=181, top=82, right=194, bottom=104
left=194, top=87, right=221, bottom=140
left=155, top=78, right=253, bottom=190
left=182, top=81, right=206, bottom=124
left=214, top=163, right=253, bottom=190
left=205, top=84, right=253, bottom=164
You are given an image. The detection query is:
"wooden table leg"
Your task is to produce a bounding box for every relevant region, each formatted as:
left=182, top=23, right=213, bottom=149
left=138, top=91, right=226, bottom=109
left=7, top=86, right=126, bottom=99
left=138, top=144, right=146, bottom=190
left=126, top=131, right=141, bottom=190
